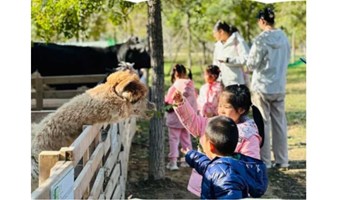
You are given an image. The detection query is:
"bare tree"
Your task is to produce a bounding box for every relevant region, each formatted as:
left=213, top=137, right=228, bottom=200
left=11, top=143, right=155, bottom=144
left=147, top=0, right=165, bottom=180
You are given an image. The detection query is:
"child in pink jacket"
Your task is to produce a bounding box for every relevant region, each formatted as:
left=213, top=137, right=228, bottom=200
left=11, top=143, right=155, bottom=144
left=197, top=65, right=222, bottom=117
left=165, top=64, right=198, bottom=170
left=172, top=84, right=264, bottom=196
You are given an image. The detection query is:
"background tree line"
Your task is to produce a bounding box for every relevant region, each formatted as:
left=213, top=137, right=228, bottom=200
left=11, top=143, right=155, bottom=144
left=32, top=0, right=306, bottom=65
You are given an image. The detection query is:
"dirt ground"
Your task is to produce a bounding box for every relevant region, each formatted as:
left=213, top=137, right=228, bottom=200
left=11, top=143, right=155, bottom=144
left=125, top=125, right=306, bottom=199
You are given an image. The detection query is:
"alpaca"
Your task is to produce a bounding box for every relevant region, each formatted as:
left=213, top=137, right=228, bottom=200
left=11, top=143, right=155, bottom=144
left=31, top=67, right=155, bottom=188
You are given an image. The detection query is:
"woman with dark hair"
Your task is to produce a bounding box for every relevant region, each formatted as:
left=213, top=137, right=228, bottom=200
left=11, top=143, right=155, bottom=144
left=247, top=7, right=290, bottom=170
left=213, top=20, right=250, bottom=87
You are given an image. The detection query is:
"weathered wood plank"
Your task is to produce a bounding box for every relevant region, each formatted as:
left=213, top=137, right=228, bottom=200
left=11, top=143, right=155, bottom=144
left=74, top=143, right=104, bottom=199
left=60, top=124, right=102, bottom=166
left=89, top=168, right=105, bottom=199
left=98, top=193, right=105, bottom=199
left=103, top=139, right=120, bottom=176
left=35, top=74, right=43, bottom=110
left=104, top=163, right=121, bottom=198
left=112, top=183, right=122, bottom=200
left=42, top=74, right=106, bottom=84
left=103, top=126, right=112, bottom=155
left=43, top=90, right=83, bottom=99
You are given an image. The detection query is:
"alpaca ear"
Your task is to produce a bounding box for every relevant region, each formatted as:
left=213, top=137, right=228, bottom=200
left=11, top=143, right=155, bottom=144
left=115, top=79, right=147, bottom=103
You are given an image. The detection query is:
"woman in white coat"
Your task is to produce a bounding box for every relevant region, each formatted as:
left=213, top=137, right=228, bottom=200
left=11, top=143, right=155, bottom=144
left=213, top=20, right=250, bottom=87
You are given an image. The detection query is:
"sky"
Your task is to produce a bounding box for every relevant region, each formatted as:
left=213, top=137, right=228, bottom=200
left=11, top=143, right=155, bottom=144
left=0, top=0, right=337, bottom=199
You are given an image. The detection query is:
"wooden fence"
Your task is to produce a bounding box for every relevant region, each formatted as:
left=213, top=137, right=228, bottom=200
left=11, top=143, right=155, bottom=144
left=31, top=112, right=137, bottom=199
left=31, top=72, right=106, bottom=110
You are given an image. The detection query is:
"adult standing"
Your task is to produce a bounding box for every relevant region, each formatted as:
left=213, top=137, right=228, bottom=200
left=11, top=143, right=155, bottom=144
left=213, top=20, right=250, bottom=87
left=246, top=7, right=290, bottom=169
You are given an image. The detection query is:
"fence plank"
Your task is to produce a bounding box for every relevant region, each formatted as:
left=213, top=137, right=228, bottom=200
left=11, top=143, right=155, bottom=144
left=104, top=163, right=120, bottom=198
left=74, top=143, right=104, bottom=199
left=103, top=126, right=112, bottom=155
left=98, top=193, right=105, bottom=199
left=35, top=74, right=43, bottom=110
left=60, top=124, right=102, bottom=165
left=88, top=168, right=105, bottom=199
left=103, top=140, right=120, bottom=176
left=112, top=183, right=121, bottom=199
left=43, top=90, right=83, bottom=98
left=41, top=74, right=106, bottom=84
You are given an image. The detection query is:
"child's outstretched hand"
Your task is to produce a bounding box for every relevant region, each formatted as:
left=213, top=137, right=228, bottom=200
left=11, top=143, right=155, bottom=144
left=173, top=90, right=183, bottom=105
left=180, top=147, right=190, bottom=155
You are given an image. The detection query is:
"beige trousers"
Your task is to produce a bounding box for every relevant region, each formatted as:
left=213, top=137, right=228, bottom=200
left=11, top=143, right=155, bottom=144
left=252, top=92, right=289, bottom=167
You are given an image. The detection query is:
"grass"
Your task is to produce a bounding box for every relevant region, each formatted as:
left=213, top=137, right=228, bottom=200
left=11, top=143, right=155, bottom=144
left=285, top=65, right=306, bottom=161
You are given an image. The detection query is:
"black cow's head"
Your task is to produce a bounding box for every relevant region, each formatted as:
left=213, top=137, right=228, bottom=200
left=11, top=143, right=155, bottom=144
left=125, top=45, right=151, bottom=70
left=117, top=37, right=151, bottom=70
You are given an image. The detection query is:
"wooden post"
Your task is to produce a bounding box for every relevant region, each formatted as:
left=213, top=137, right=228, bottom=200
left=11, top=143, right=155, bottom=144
left=35, top=72, right=43, bottom=110
left=82, top=149, right=90, bottom=199
left=38, top=151, right=60, bottom=186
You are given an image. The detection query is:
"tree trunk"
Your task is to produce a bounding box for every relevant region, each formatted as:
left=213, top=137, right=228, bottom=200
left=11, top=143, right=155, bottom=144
left=147, top=0, right=165, bottom=180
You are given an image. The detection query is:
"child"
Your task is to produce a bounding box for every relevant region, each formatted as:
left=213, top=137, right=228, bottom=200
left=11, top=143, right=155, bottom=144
left=173, top=84, right=264, bottom=196
left=164, top=64, right=198, bottom=170
left=181, top=116, right=268, bottom=199
left=196, top=65, right=223, bottom=117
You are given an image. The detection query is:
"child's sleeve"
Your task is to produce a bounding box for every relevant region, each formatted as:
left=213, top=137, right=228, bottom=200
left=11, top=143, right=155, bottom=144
left=174, top=98, right=208, bottom=137
left=185, top=150, right=210, bottom=175
left=164, top=85, right=176, bottom=104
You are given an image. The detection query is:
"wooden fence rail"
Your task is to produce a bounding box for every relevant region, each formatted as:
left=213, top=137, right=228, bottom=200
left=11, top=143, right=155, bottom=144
left=31, top=73, right=106, bottom=110
left=31, top=115, right=136, bottom=199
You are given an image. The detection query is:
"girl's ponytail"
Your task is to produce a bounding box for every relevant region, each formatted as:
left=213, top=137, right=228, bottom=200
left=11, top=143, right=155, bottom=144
left=252, top=105, right=265, bottom=148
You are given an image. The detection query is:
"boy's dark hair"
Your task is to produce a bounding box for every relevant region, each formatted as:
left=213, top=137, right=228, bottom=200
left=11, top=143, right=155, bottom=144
left=256, top=7, right=275, bottom=25
left=171, top=64, right=189, bottom=83
left=213, top=20, right=239, bottom=36
left=205, top=116, right=238, bottom=155
left=206, top=65, right=221, bottom=79
left=221, top=84, right=265, bottom=147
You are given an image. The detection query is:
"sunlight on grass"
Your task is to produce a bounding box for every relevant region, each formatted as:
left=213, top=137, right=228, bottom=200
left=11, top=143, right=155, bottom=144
left=285, top=66, right=306, bottom=161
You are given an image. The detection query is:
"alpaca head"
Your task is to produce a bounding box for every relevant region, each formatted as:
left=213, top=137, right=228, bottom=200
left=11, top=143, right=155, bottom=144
left=105, top=68, right=156, bottom=119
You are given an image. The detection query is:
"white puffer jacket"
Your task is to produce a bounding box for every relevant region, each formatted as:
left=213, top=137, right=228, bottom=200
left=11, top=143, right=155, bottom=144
left=213, top=32, right=250, bottom=86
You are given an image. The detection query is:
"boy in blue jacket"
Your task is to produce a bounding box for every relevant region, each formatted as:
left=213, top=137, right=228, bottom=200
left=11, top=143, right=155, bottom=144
left=181, top=116, right=268, bottom=199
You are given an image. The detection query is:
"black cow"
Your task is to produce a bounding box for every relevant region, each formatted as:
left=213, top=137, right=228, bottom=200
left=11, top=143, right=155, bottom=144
left=31, top=37, right=151, bottom=89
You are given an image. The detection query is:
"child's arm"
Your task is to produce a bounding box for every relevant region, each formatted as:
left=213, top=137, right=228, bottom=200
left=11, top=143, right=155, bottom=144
left=173, top=91, right=208, bottom=137
left=183, top=149, right=210, bottom=175
left=164, top=85, right=176, bottom=104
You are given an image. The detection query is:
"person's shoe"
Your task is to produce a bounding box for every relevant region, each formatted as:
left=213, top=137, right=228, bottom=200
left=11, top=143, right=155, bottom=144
left=166, top=161, right=179, bottom=171
left=180, top=161, right=190, bottom=168
left=273, top=163, right=289, bottom=171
